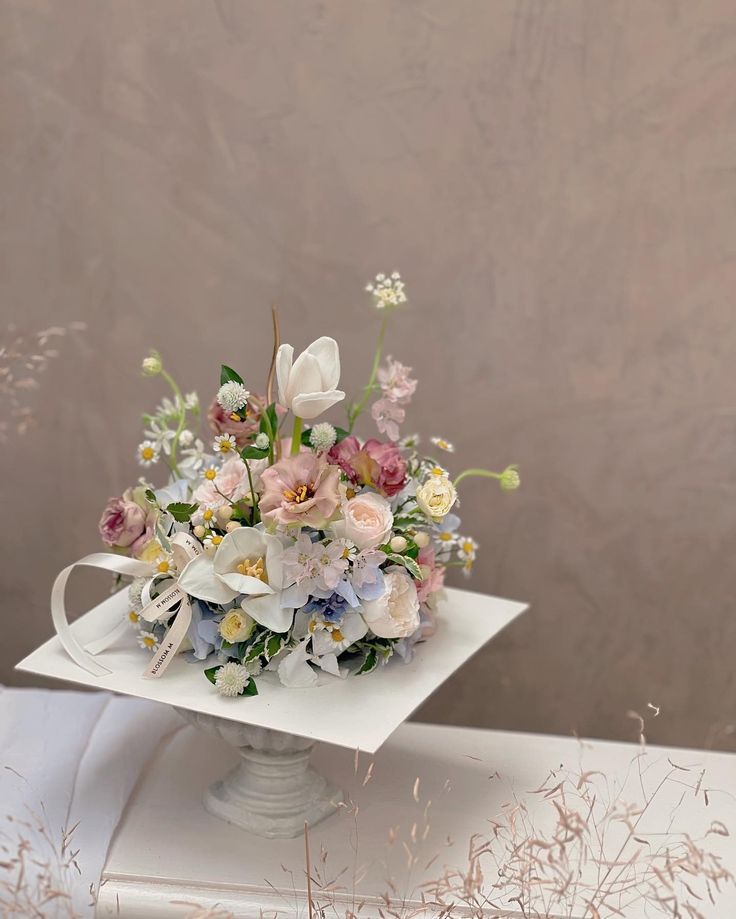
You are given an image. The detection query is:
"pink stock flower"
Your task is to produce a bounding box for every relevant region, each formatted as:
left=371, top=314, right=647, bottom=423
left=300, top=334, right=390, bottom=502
left=377, top=357, right=417, bottom=404
left=371, top=397, right=405, bottom=442
left=259, top=453, right=341, bottom=528
left=192, top=456, right=258, bottom=508
left=416, top=545, right=445, bottom=603
left=327, top=437, right=407, bottom=497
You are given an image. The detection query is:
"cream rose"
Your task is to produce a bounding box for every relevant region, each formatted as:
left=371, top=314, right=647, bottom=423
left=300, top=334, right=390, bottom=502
left=361, top=567, right=420, bottom=639
left=219, top=609, right=256, bottom=643
left=415, top=474, right=457, bottom=520
left=339, top=491, right=394, bottom=550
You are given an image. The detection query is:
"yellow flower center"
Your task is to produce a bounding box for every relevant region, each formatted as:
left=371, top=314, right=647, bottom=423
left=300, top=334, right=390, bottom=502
left=141, top=446, right=155, bottom=461
left=143, top=635, right=156, bottom=648
left=236, top=556, right=267, bottom=582
left=210, top=534, right=223, bottom=546
left=439, top=533, right=453, bottom=542
left=128, top=610, right=140, bottom=623
left=331, top=628, right=344, bottom=642
left=431, top=466, right=445, bottom=476
left=345, top=487, right=356, bottom=499
left=463, top=541, right=474, bottom=553
left=203, top=509, right=215, bottom=522
left=219, top=440, right=233, bottom=452
left=283, top=483, right=314, bottom=504
left=157, top=560, right=171, bottom=573
left=204, top=468, right=216, bottom=481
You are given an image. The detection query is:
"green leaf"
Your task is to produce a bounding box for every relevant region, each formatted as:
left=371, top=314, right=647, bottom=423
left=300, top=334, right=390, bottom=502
left=387, top=553, right=423, bottom=580
left=240, top=446, right=269, bottom=460
left=265, top=633, right=286, bottom=661
left=333, top=426, right=350, bottom=443
left=259, top=403, right=278, bottom=438
left=244, top=640, right=265, bottom=663
left=144, top=488, right=158, bottom=505
left=204, top=665, right=220, bottom=685
left=220, top=364, right=244, bottom=386
left=166, top=501, right=199, bottom=522
left=243, top=677, right=259, bottom=696
left=357, top=648, right=378, bottom=675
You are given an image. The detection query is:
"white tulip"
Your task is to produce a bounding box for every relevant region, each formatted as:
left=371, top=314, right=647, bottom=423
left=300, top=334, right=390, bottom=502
left=276, top=336, right=345, bottom=420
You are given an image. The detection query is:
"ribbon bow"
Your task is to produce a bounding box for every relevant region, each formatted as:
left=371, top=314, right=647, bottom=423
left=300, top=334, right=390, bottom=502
left=51, top=532, right=203, bottom=680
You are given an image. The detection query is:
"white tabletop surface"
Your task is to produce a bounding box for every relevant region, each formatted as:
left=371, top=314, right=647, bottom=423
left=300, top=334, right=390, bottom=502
left=98, top=720, right=736, bottom=918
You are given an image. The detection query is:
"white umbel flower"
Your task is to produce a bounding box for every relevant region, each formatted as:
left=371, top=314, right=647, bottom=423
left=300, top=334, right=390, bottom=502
left=309, top=422, right=337, bottom=452
left=214, top=662, right=251, bottom=697
left=365, top=271, right=407, bottom=310
left=217, top=381, right=250, bottom=414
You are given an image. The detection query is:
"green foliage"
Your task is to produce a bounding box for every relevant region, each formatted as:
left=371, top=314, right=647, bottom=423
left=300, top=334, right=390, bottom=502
left=204, top=666, right=219, bottom=685
left=241, top=446, right=269, bottom=460
left=166, top=502, right=199, bottom=522
left=387, top=553, right=423, bottom=580
left=220, top=364, right=244, bottom=386
left=357, top=647, right=378, bottom=675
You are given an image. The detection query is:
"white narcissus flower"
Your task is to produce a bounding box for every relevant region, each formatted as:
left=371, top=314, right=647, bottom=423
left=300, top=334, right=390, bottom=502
left=276, top=337, right=345, bottom=420
left=361, top=567, right=420, bottom=639
left=178, top=526, right=294, bottom=632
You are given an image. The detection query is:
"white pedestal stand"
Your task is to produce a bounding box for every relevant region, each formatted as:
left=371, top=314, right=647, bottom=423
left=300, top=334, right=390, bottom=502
left=175, top=709, right=343, bottom=838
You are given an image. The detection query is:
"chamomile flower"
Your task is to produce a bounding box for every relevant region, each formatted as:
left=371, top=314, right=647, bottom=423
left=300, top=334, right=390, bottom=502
left=429, top=464, right=449, bottom=478
left=137, top=440, right=160, bottom=467
left=400, top=433, right=421, bottom=450
left=217, top=381, right=250, bottom=415
left=431, top=436, right=455, bottom=453
left=214, top=662, right=251, bottom=697
left=365, top=271, right=408, bottom=310
left=127, top=610, right=141, bottom=627
left=213, top=433, right=238, bottom=455
left=137, top=630, right=160, bottom=653
left=204, top=532, right=224, bottom=551
left=194, top=504, right=219, bottom=529
left=153, top=553, right=177, bottom=577
left=457, top=536, right=479, bottom=563
left=202, top=465, right=218, bottom=482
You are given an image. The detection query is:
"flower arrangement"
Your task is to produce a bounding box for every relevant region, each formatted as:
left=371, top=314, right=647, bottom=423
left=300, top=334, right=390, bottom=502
left=98, top=273, right=519, bottom=697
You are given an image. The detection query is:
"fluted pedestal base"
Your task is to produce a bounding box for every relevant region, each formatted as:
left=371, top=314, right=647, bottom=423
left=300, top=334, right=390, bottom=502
left=176, top=709, right=343, bottom=838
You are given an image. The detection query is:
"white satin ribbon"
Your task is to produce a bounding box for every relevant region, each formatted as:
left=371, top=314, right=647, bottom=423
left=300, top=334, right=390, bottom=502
left=52, top=533, right=204, bottom=680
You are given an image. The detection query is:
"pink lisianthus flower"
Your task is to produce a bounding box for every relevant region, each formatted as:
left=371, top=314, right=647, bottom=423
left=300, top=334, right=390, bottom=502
left=416, top=545, right=445, bottom=604
left=377, top=356, right=417, bottom=404
left=327, top=437, right=407, bottom=497
left=371, top=397, right=405, bottom=442
left=207, top=393, right=283, bottom=448
left=98, top=485, right=158, bottom=556
left=192, top=455, right=259, bottom=508
left=259, top=453, right=341, bottom=528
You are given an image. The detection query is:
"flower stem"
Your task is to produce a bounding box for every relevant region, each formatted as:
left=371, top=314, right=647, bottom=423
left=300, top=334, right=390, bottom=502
left=290, top=416, right=303, bottom=455
left=161, top=368, right=185, bottom=478
left=348, top=314, right=387, bottom=432
left=242, top=459, right=258, bottom=525
left=453, top=468, right=503, bottom=488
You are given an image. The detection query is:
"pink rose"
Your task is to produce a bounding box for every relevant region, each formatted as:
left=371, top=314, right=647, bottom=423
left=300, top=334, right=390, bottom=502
left=416, top=545, right=445, bottom=603
left=99, top=493, right=148, bottom=552
left=338, top=491, right=394, bottom=550
left=327, top=437, right=407, bottom=498
left=363, top=439, right=407, bottom=497
left=259, top=453, right=341, bottom=528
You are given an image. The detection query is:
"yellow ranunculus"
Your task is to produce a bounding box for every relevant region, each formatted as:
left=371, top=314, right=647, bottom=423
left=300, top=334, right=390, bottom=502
left=219, top=609, right=255, bottom=644
left=415, top=474, right=457, bottom=520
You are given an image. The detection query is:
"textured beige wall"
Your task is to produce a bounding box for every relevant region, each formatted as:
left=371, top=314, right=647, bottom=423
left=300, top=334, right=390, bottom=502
left=2, top=1, right=736, bottom=750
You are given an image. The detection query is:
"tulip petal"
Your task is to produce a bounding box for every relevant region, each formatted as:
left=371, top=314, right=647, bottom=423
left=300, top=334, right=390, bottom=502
left=288, top=351, right=323, bottom=405
left=219, top=571, right=275, bottom=596
left=291, top=389, right=346, bottom=420
left=178, top=554, right=238, bottom=604
left=305, top=336, right=341, bottom=390
left=241, top=592, right=294, bottom=633
left=275, top=344, right=294, bottom=408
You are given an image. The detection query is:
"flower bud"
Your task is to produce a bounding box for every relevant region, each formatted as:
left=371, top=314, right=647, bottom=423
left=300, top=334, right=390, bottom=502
left=226, top=520, right=242, bottom=532
left=389, top=535, right=408, bottom=553
left=217, top=504, right=233, bottom=523
left=414, top=531, right=430, bottom=548
left=193, top=525, right=206, bottom=539
left=141, top=350, right=162, bottom=377
left=500, top=465, right=521, bottom=492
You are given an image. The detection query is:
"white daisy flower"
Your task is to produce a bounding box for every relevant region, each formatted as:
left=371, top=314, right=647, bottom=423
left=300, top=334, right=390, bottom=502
left=428, top=464, right=449, bottom=478
left=201, top=464, right=218, bottom=482
left=457, top=536, right=479, bottom=562
left=213, top=433, right=238, bottom=455
left=137, top=631, right=160, bottom=653
left=127, top=609, right=141, bottom=627
left=152, top=552, right=177, bottom=577
left=193, top=504, right=219, bottom=529
left=203, top=532, right=224, bottom=551
left=400, top=433, right=421, bottom=449
left=217, top=381, right=250, bottom=415
left=431, top=436, right=455, bottom=453
left=214, top=662, right=251, bottom=697
left=137, top=440, right=160, bottom=467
